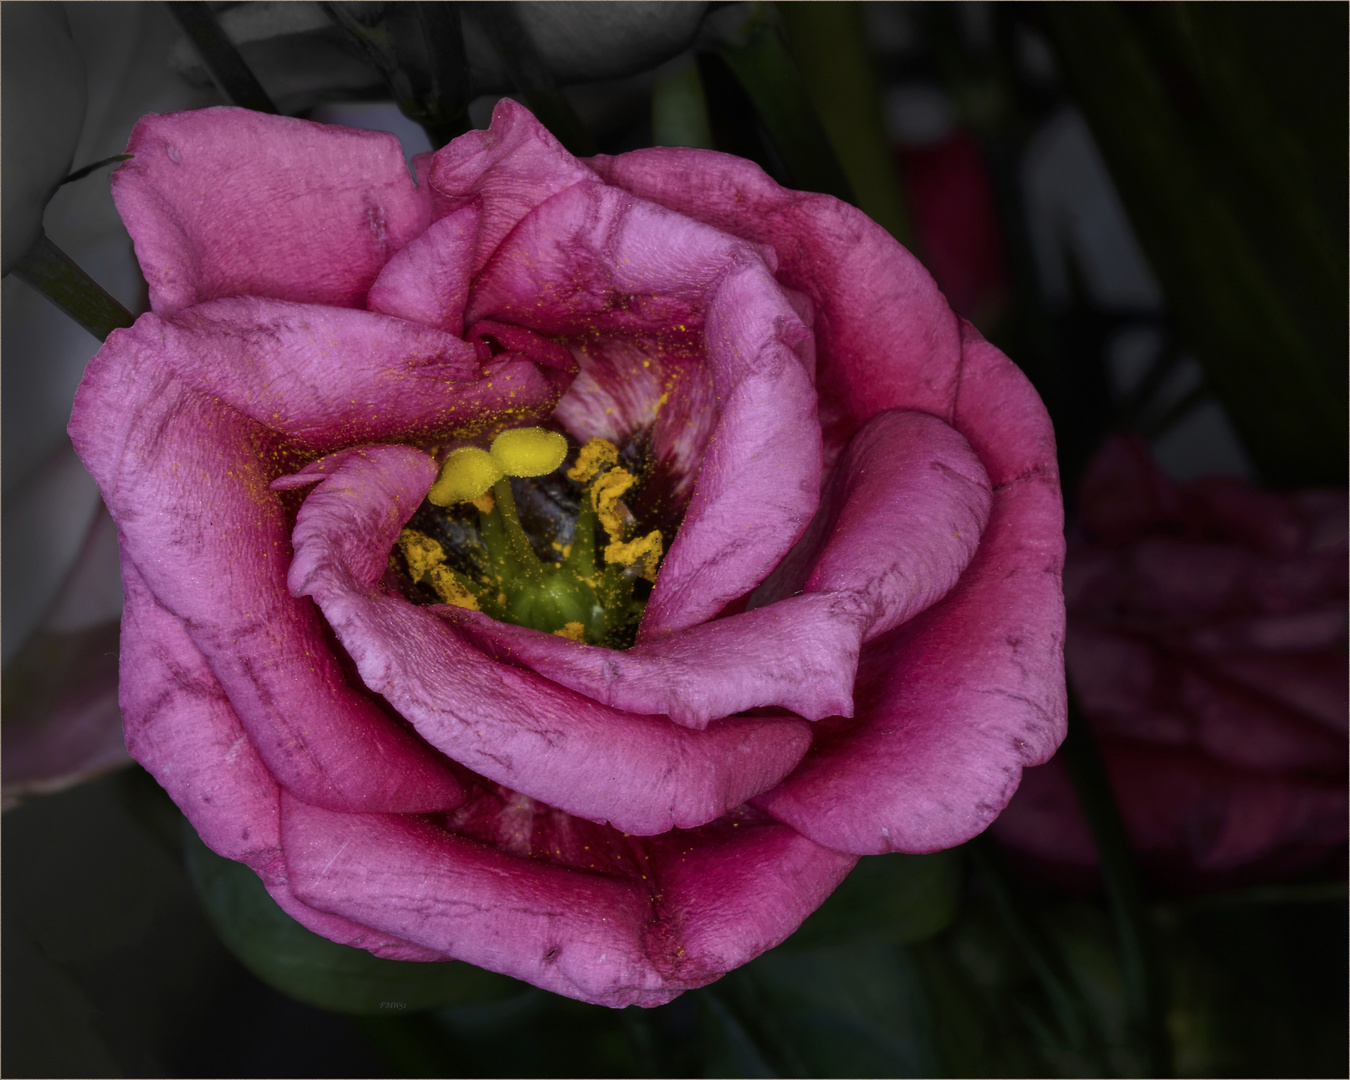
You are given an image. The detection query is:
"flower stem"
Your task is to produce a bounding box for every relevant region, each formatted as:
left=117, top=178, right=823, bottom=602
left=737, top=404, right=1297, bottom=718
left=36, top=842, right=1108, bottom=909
left=165, top=2, right=278, bottom=114
left=9, top=234, right=135, bottom=342
left=1061, top=689, right=1171, bottom=1077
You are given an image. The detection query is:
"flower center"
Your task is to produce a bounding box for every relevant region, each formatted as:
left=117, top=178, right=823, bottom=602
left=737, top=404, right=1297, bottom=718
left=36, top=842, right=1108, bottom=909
left=395, top=427, right=664, bottom=648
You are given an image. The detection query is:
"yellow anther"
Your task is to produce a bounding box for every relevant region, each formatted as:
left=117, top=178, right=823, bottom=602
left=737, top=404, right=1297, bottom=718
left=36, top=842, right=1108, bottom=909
left=470, top=490, right=496, bottom=514
left=429, top=566, right=480, bottom=610
left=429, top=447, right=503, bottom=506
left=398, top=529, right=445, bottom=582
left=553, top=621, right=586, bottom=641
left=566, top=437, right=619, bottom=483
left=489, top=426, right=567, bottom=478
left=591, top=468, right=636, bottom=541
left=605, top=530, right=664, bottom=581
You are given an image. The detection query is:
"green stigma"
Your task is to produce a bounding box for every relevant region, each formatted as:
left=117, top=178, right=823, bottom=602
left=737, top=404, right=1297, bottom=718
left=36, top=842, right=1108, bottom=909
left=399, top=428, right=662, bottom=647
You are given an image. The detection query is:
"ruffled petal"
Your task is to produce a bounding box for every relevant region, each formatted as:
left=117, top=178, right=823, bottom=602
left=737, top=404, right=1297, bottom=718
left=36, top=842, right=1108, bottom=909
left=465, top=178, right=820, bottom=637
left=113, top=108, right=432, bottom=316
left=366, top=204, right=480, bottom=334
left=429, top=98, right=595, bottom=277
left=588, top=147, right=963, bottom=456
left=280, top=793, right=855, bottom=1007
left=755, top=448, right=1066, bottom=855
left=70, top=305, right=547, bottom=813
left=261, top=876, right=450, bottom=963
left=282, top=792, right=674, bottom=1006
left=451, top=409, right=990, bottom=728
left=284, top=446, right=812, bottom=834
left=117, top=564, right=283, bottom=869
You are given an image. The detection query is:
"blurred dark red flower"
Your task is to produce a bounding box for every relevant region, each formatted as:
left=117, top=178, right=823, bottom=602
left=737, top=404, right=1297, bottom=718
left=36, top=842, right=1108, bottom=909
left=994, top=435, right=1347, bottom=892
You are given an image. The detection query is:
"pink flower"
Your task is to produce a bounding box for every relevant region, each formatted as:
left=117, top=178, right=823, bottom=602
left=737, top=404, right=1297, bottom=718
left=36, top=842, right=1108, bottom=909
left=69, top=102, right=1065, bottom=1006
left=994, top=437, right=1347, bottom=892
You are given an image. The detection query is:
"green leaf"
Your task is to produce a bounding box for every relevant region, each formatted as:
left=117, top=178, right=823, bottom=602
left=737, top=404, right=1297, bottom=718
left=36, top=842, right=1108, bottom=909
left=741, top=944, right=935, bottom=1077
left=182, top=822, right=524, bottom=1015
left=9, top=233, right=135, bottom=343
left=780, top=849, right=963, bottom=951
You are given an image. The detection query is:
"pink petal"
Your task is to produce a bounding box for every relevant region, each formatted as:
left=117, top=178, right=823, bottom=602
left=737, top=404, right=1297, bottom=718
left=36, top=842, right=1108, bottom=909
left=284, top=446, right=812, bottom=834
left=280, top=793, right=854, bottom=1007
left=994, top=744, right=1348, bottom=888
left=465, top=179, right=821, bottom=637
left=261, top=877, right=450, bottom=964
left=366, top=204, right=480, bottom=334
left=117, top=563, right=284, bottom=871
left=281, top=792, right=677, bottom=1006
left=455, top=410, right=990, bottom=728
left=754, top=409, right=992, bottom=641
left=755, top=470, right=1067, bottom=855
left=446, top=593, right=867, bottom=728
left=122, top=561, right=448, bottom=962
left=588, top=147, right=964, bottom=457
left=113, top=108, right=432, bottom=316
left=70, top=305, right=546, bottom=813
left=429, top=99, right=595, bottom=277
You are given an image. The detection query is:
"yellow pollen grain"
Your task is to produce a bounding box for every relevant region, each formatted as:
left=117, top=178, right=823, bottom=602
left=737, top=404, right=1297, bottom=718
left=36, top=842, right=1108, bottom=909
left=471, top=490, right=496, bottom=514
left=566, top=437, right=619, bottom=483
left=553, top=621, right=586, bottom=641
left=605, top=529, right=663, bottom=581
left=398, top=529, right=445, bottom=582
left=590, top=468, right=636, bottom=540
left=429, top=566, right=479, bottom=610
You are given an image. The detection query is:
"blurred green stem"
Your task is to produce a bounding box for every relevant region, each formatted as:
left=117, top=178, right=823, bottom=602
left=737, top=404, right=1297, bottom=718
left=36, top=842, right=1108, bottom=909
left=1037, top=3, right=1347, bottom=485
left=10, top=233, right=135, bottom=342
left=708, top=3, right=855, bottom=206
left=777, top=1, right=915, bottom=247
left=651, top=58, right=714, bottom=150
left=969, top=837, right=1098, bottom=1063
left=1061, top=691, right=1171, bottom=1076
left=165, top=1, right=277, bottom=113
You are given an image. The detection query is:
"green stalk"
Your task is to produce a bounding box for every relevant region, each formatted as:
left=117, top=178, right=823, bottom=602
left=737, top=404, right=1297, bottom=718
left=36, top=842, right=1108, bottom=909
left=165, top=2, right=277, bottom=113
left=968, top=837, right=1097, bottom=1061
left=1060, top=692, right=1171, bottom=1077
left=562, top=504, right=598, bottom=578
left=777, top=2, right=916, bottom=247
left=651, top=58, right=715, bottom=150
left=708, top=2, right=856, bottom=206
left=10, top=234, right=135, bottom=342
left=490, top=479, right=541, bottom=574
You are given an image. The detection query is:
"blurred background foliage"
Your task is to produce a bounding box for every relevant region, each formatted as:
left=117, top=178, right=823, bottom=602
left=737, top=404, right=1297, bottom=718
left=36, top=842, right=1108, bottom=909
left=4, top=2, right=1345, bottom=1077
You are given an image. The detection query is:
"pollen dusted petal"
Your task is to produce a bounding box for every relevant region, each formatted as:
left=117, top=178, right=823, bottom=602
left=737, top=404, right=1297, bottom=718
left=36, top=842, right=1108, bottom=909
left=466, top=180, right=822, bottom=638
left=450, top=409, right=992, bottom=728
left=285, top=446, right=813, bottom=834
left=70, top=302, right=567, bottom=814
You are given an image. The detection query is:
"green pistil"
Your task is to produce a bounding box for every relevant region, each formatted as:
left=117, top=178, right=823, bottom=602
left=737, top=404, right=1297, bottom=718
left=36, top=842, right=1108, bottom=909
left=405, top=431, right=660, bottom=648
